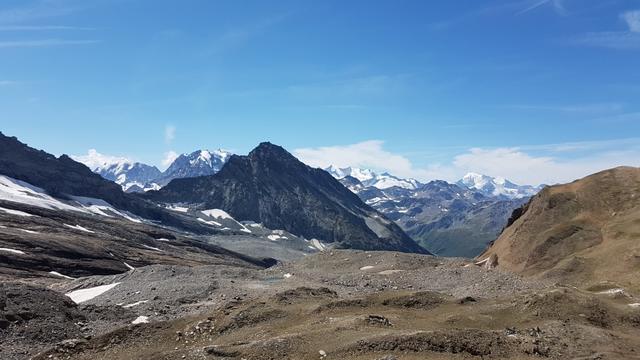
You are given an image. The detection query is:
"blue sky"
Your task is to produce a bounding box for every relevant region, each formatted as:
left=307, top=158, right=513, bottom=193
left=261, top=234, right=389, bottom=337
left=1, top=0, right=639, bottom=184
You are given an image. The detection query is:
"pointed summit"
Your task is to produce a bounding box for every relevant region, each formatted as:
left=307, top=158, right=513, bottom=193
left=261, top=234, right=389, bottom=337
left=146, top=142, right=428, bottom=254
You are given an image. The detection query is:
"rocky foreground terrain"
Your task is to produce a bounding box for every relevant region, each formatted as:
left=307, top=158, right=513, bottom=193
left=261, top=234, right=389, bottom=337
left=3, top=249, right=640, bottom=360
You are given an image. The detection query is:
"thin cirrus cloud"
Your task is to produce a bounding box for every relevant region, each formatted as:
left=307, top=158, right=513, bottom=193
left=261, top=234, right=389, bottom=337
left=0, top=39, right=99, bottom=48
left=294, top=139, right=640, bottom=186
left=0, top=25, right=93, bottom=31
left=164, top=125, right=176, bottom=144
left=572, top=9, right=640, bottom=50
left=516, top=0, right=566, bottom=16
left=622, top=10, right=640, bottom=32
left=0, top=0, right=83, bottom=25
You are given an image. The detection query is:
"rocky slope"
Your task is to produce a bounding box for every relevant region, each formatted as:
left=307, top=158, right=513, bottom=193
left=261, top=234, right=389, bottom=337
left=0, top=200, right=275, bottom=280
left=0, top=132, right=212, bottom=233
left=145, top=143, right=428, bottom=254
left=480, top=166, right=640, bottom=290
left=6, top=250, right=640, bottom=360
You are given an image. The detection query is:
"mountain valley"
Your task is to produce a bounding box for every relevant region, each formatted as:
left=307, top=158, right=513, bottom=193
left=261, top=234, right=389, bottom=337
left=1, top=132, right=639, bottom=360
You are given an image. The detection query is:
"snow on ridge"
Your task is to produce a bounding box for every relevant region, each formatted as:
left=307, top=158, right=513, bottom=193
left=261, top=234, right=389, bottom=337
left=0, top=175, right=143, bottom=223
left=201, top=209, right=232, bottom=219
left=198, top=218, right=222, bottom=227
left=167, top=205, right=190, bottom=213
left=0, top=248, right=26, bottom=255
left=325, top=166, right=420, bottom=190
left=73, top=149, right=133, bottom=173
left=0, top=206, right=34, bottom=217
left=142, top=244, right=163, bottom=252
left=458, top=172, right=541, bottom=199
left=123, top=300, right=148, bottom=308
left=49, top=271, right=75, bottom=280
left=64, top=224, right=95, bottom=233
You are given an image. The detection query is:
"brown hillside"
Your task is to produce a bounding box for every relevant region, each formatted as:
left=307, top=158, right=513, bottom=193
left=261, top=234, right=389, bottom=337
left=480, top=166, right=640, bottom=290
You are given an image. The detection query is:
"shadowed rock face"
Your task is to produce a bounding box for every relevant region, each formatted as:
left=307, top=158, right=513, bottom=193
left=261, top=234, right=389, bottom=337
left=481, top=166, right=640, bottom=289
left=0, top=132, right=214, bottom=233
left=145, top=142, right=428, bottom=254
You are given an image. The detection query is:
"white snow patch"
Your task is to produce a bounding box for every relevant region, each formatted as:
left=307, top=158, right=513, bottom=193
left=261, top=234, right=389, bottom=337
left=0, top=248, right=26, bottom=255
left=71, top=196, right=142, bottom=223
left=201, top=209, right=232, bottom=219
left=359, top=266, right=374, bottom=271
left=0, top=176, right=141, bottom=223
left=142, top=244, right=163, bottom=252
left=156, top=238, right=171, bottom=242
left=629, top=303, right=640, bottom=308
left=131, top=315, right=149, bottom=324
left=123, top=262, right=135, bottom=271
left=267, top=234, right=282, bottom=241
left=19, top=229, right=38, bottom=234
left=311, top=239, right=327, bottom=251
left=65, top=283, right=120, bottom=304
left=123, top=300, right=148, bottom=308
left=167, top=205, right=189, bottom=213
left=598, top=288, right=627, bottom=296
left=49, top=271, right=75, bottom=280
left=64, top=224, right=95, bottom=233
left=198, top=218, right=221, bottom=227
left=0, top=206, right=33, bottom=217
left=283, top=273, right=293, bottom=279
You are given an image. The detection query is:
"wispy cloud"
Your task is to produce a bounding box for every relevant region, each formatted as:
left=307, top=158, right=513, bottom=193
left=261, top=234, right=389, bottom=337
left=164, top=125, right=176, bottom=144
left=0, top=0, right=82, bottom=25
left=295, top=138, right=640, bottom=185
left=161, top=150, right=178, bottom=168
left=0, top=80, right=19, bottom=86
left=0, top=39, right=99, bottom=48
left=495, top=102, right=624, bottom=114
left=517, top=0, right=566, bottom=16
left=572, top=9, right=640, bottom=50
left=431, top=0, right=566, bottom=30
left=622, top=10, right=640, bottom=33
left=573, top=31, right=640, bottom=50
left=0, top=25, right=92, bottom=31
left=205, top=12, right=291, bottom=55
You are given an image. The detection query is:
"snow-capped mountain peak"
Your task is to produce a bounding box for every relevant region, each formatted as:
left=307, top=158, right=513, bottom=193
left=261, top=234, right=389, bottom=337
left=189, top=149, right=231, bottom=167
left=457, top=172, right=541, bottom=199
left=325, top=166, right=421, bottom=190
left=73, top=150, right=162, bottom=193
left=73, top=149, right=133, bottom=173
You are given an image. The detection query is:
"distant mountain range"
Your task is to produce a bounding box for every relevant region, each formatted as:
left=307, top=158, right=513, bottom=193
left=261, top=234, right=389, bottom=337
left=75, top=146, right=545, bottom=257
left=326, top=168, right=539, bottom=257
left=457, top=172, right=544, bottom=199
left=74, top=149, right=232, bottom=193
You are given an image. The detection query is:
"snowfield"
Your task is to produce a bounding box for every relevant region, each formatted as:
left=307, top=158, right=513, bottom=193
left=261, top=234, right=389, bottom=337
left=65, top=283, right=121, bottom=304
